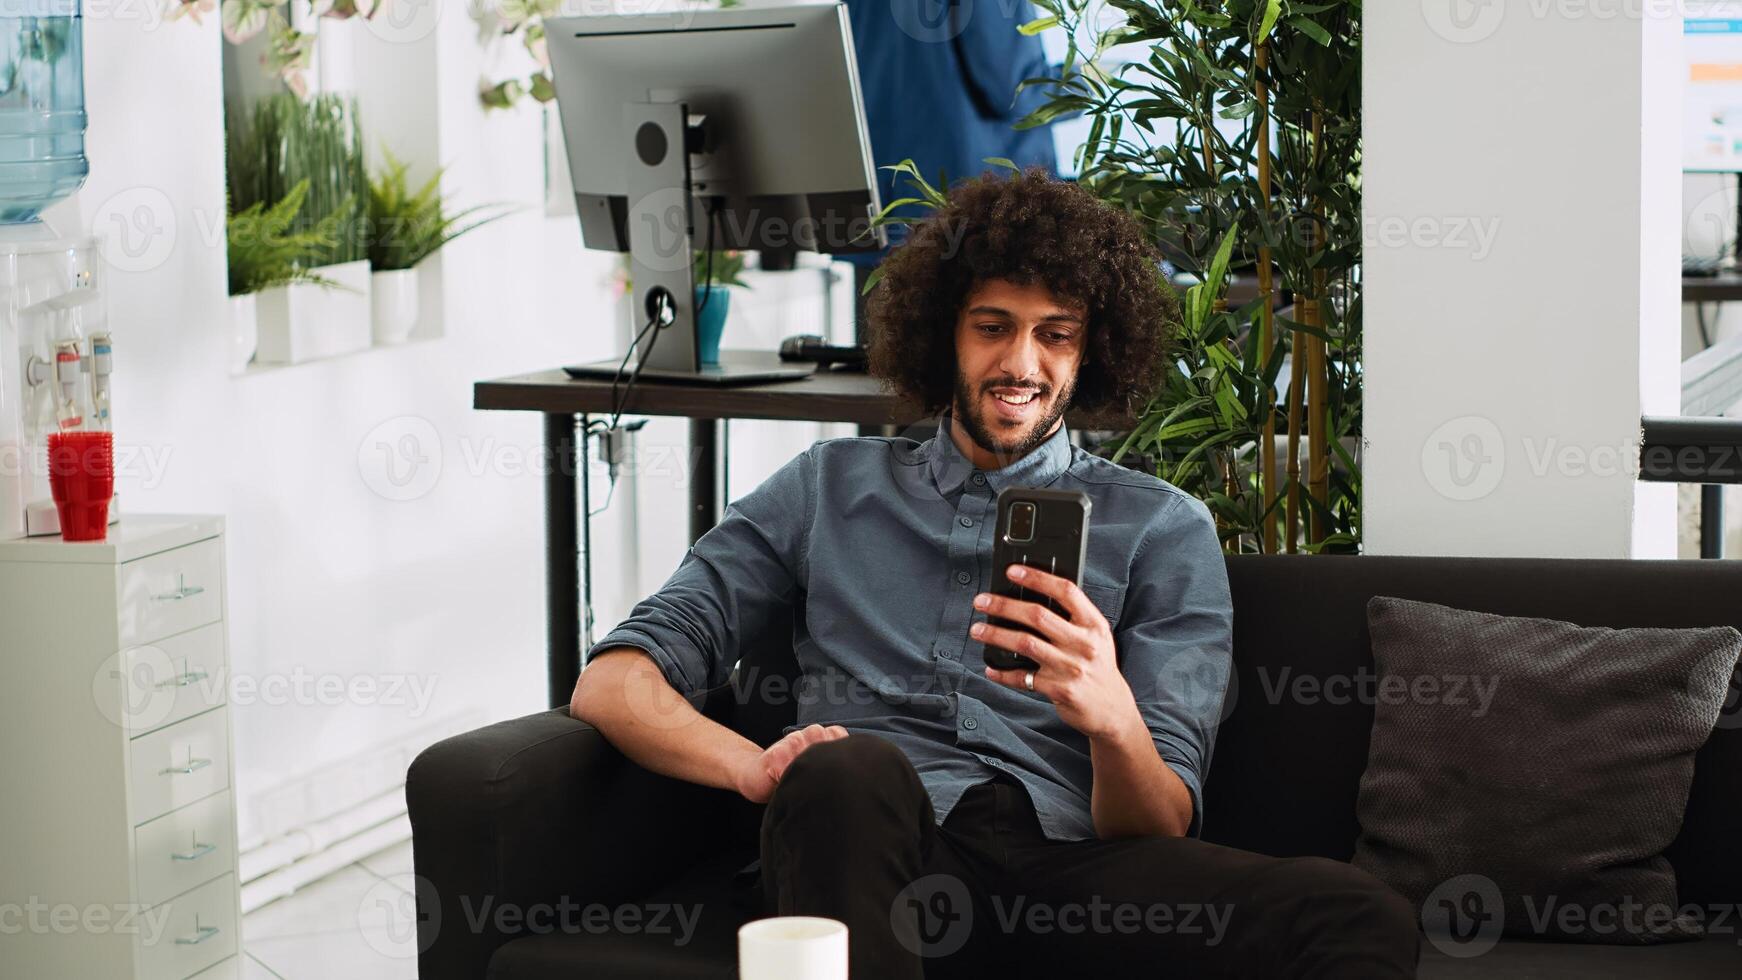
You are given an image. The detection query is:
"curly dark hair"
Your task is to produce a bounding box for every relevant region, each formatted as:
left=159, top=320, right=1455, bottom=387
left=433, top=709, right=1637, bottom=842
left=865, top=167, right=1177, bottom=419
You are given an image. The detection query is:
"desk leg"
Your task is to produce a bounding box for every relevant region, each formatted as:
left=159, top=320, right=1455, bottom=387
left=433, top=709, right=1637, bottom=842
left=545, top=412, right=580, bottom=708
left=1702, top=484, right=1725, bottom=560
left=691, top=418, right=717, bottom=543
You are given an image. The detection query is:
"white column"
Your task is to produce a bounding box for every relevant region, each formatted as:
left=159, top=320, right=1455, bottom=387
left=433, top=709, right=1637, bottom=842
left=1364, top=2, right=1682, bottom=558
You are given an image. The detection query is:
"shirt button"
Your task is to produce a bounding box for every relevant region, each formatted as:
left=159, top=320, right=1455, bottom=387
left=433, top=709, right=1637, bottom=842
left=959, top=516, right=973, bottom=528
left=955, top=570, right=971, bottom=585
left=971, top=474, right=986, bottom=486
left=963, top=717, right=978, bottom=730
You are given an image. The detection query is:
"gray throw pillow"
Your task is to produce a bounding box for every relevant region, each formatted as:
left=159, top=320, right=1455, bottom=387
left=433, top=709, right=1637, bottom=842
left=1352, top=596, right=1742, bottom=945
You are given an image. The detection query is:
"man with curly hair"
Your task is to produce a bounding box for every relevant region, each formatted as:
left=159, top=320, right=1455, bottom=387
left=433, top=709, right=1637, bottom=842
left=574, top=170, right=1418, bottom=978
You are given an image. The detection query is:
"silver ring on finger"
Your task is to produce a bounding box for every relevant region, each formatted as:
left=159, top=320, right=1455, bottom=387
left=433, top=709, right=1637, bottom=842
left=1024, top=670, right=1036, bottom=692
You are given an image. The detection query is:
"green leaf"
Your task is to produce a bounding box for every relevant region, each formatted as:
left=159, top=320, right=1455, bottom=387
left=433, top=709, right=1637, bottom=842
left=1288, top=15, right=1334, bottom=47
left=529, top=72, right=556, bottom=103
left=1256, top=0, right=1283, bottom=43
left=1019, top=15, right=1059, bottom=36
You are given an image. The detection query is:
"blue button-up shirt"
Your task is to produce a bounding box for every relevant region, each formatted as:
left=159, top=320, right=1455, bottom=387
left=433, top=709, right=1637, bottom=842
left=587, top=414, right=1233, bottom=840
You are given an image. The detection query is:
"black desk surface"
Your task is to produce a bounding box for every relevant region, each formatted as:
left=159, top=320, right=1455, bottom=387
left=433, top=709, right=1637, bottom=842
left=475, top=365, right=917, bottom=426
left=475, top=361, right=1134, bottom=429
left=1685, top=275, right=1742, bottom=303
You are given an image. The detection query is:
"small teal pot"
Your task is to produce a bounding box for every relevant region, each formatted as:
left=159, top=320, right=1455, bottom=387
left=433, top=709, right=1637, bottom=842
left=695, top=284, right=730, bottom=365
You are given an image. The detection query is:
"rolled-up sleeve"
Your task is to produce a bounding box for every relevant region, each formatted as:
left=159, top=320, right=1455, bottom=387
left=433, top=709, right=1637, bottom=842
left=1118, top=494, right=1234, bottom=838
left=585, top=448, right=814, bottom=696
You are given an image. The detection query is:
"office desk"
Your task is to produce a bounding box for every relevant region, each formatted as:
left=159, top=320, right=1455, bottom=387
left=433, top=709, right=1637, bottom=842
left=474, top=357, right=1128, bottom=705
left=1684, top=275, right=1742, bottom=304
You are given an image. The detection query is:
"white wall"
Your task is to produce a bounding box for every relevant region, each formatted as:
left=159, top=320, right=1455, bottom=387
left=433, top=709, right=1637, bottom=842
left=1364, top=4, right=1682, bottom=558
left=71, top=8, right=833, bottom=842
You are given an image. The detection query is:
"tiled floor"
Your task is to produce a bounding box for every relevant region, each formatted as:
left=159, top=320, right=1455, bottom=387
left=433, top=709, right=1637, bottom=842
left=242, top=840, right=419, bottom=979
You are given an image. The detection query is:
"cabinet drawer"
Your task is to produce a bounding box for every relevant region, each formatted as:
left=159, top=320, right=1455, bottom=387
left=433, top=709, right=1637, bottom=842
left=119, top=537, right=223, bottom=649
left=135, top=791, right=235, bottom=909
left=122, top=622, right=227, bottom=736
left=136, top=873, right=237, bottom=980
left=128, top=708, right=230, bottom=826
left=187, top=957, right=238, bottom=980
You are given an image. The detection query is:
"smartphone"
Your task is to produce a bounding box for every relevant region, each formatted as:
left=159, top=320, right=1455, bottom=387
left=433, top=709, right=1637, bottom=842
left=983, top=487, right=1093, bottom=672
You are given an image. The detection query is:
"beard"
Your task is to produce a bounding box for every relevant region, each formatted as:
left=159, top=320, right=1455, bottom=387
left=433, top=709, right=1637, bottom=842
left=951, top=370, right=1076, bottom=462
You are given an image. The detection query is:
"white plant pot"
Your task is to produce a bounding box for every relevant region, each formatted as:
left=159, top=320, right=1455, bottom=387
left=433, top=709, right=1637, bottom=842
left=254, top=260, right=373, bottom=365
left=370, top=268, right=421, bottom=345
left=229, top=293, right=258, bottom=374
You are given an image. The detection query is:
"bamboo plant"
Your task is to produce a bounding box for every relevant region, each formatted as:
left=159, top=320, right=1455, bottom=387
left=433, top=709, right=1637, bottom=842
left=1021, top=0, right=1362, bottom=554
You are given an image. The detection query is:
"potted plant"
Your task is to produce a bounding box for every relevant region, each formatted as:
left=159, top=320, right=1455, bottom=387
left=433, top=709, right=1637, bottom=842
left=225, top=180, right=338, bottom=373
left=1030, top=1, right=1360, bottom=554
left=365, top=150, right=509, bottom=345
left=692, top=249, right=747, bottom=365
left=228, top=92, right=372, bottom=364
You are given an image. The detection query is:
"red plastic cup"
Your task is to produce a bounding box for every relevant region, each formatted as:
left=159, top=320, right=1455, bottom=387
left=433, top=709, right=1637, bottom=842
left=47, top=430, right=114, bottom=542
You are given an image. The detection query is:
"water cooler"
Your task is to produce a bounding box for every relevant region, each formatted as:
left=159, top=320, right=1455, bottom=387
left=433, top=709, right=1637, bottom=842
left=0, top=233, right=108, bottom=538
left=0, top=3, right=101, bottom=539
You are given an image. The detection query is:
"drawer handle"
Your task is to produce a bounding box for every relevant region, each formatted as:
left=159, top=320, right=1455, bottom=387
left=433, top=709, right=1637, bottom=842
left=152, top=573, right=206, bottom=602
left=172, top=841, right=215, bottom=862
left=155, top=668, right=209, bottom=690
left=174, top=920, right=220, bottom=946
left=161, top=756, right=211, bottom=776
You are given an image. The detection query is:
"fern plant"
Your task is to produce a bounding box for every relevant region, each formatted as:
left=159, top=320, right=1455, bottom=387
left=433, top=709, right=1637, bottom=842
left=365, top=150, right=511, bottom=272
left=228, top=93, right=369, bottom=268
left=226, top=180, right=340, bottom=296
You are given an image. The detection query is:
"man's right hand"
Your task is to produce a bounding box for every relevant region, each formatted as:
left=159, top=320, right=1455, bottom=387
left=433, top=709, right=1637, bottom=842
left=734, top=724, right=851, bottom=803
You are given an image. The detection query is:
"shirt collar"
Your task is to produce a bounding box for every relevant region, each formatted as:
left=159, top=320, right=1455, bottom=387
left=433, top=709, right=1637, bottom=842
left=925, top=411, right=1074, bottom=497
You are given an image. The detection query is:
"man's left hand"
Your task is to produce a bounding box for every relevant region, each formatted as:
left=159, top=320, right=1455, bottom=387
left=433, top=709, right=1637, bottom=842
left=972, top=564, right=1144, bottom=742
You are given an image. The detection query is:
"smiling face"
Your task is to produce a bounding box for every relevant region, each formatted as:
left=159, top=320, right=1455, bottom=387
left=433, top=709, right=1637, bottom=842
left=949, top=278, right=1088, bottom=469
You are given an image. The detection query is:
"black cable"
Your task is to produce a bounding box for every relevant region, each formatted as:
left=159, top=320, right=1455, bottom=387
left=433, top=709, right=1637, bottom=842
left=591, top=198, right=720, bottom=440
left=608, top=309, right=663, bottom=428
left=583, top=199, right=721, bottom=519
left=696, top=198, right=719, bottom=316
left=1698, top=302, right=1715, bottom=350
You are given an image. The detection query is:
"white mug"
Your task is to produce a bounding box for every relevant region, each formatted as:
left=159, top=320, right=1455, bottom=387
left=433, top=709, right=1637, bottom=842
left=737, top=916, right=849, bottom=980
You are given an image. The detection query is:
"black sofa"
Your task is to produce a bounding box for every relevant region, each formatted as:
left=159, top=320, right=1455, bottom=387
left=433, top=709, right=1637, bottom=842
left=408, top=555, right=1742, bottom=978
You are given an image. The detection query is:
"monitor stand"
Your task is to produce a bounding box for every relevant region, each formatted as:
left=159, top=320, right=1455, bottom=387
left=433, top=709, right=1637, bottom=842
left=564, top=349, right=813, bottom=386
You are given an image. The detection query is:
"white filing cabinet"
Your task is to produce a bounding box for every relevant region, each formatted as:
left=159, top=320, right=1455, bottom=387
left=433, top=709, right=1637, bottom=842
left=0, top=515, right=242, bottom=980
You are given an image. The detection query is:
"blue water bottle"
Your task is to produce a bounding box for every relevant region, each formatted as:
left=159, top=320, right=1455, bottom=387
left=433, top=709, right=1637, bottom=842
left=0, top=0, right=86, bottom=224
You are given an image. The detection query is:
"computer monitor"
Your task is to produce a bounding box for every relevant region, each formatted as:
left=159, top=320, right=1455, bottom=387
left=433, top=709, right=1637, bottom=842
left=1686, top=6, right=1742, bottom=173
left=547, top=3, right=884, bottom=384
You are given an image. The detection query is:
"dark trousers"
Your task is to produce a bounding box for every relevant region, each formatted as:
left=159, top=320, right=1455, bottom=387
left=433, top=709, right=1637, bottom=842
left=760, top=735, right=1420, bottom=980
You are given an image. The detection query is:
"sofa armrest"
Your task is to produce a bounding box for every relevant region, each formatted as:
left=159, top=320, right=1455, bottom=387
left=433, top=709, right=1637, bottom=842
left=406, top=706, right=740, bottom=980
